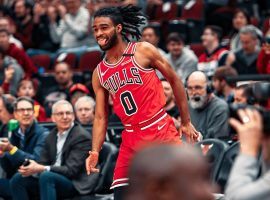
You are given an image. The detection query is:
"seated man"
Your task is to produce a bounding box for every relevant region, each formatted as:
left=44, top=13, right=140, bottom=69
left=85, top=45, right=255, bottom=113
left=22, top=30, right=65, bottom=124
left=10, top=100, right=98, bottom=200
left=0, top=96, right=49, bottom=199
left=212, top=66, right=238, bottom=103
left=186, top=71, right=229, bottom=139
left=75, top=96, right=95, bottom=125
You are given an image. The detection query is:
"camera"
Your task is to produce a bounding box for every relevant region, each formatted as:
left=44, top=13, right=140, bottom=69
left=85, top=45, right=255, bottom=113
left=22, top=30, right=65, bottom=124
left=22, top=159, right=30, bottom=166
left=229, top=104, right=270, bottom=133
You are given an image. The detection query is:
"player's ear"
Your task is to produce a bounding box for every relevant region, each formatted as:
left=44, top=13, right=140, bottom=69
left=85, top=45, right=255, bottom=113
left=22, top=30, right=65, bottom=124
left=116, top=24, right=122, bottom=33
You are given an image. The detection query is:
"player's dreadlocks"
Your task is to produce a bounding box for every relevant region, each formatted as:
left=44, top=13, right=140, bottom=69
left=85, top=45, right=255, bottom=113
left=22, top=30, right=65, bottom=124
left=94, top=5, right=146, bottom=42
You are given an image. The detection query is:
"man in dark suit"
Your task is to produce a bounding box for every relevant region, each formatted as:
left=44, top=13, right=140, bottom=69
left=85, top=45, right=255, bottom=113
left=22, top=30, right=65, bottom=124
left=10, top=100, right=99, bottom=200
left=0, top=96, right=49, bottom=199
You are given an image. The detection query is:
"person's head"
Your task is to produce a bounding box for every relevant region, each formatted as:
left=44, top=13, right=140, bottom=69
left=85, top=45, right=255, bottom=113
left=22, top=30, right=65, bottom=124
left=14, top=0, right=32, bottom=19
left=54, top=62, right=73, bottom=87
left=75, top=96, right=95, bottom=125
left=63, top=0, right=81, bottom=15
left=161, top=79, right=175, bottom=107
left=186, top=71, right=212, bottom=109
left=141, top=26, right=160, bottom=47
left=212, top=66, right=238, bottom=95
left=13, top=96, right=35, bottom=129
left=0, top=95, right=15, bottom=124
left=166, top=32, right=184, bottom=58
left=93, top=5, right=145, bottom=51
left=201, top=25, right=222, bottom=48
left=69, top=83, right=90, bottom=106
left=17, top=79, right=36, bottom=98
left=0, top=29, right=10, bottom=50
left=51, top=100, right=75, bottom=133
left=0, top=17, right=11, bottom=33
left=233, top=84, right=250, bottom=104
left=232, top=9, right=250, bottom=31
left=239, top=25, right=259, bottom=53
left=127, top=145, right=214, bottom=200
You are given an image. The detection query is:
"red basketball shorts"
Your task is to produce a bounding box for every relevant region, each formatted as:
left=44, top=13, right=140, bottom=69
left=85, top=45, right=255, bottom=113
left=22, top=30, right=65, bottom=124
left=110, top=113, right=181, bottom=189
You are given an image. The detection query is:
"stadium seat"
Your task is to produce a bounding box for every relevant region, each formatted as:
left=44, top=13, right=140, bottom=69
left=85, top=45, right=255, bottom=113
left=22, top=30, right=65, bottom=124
left=215, top=141, right=239, bottom=193
left=55, top=53, right=77, bottom=69
left=94, top=142, right=118, bottom=194
left=195, top=139, right=229, bottom=182
left=187, top=19, right=204, bottom=43
left=181, top=0, right=204, bottom=20
left=31, top=54, right=52, bottom=72
left=168, top=19, right=188, bottom=42
left=78, top=50, right=103, bottom=72
left=65, top=142, right=118, bottom=200
left=189, top=43, right=205, bottom=57
left=154, top=2, right=181, bottom=21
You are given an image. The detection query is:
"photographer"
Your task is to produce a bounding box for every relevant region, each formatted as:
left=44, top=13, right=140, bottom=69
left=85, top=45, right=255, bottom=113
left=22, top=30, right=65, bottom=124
left=225, top=108, right=270, bottom=200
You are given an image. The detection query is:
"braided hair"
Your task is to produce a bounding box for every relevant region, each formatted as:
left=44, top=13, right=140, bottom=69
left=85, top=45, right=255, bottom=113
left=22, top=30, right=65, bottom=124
left=94, top=5, right=146, bottom=42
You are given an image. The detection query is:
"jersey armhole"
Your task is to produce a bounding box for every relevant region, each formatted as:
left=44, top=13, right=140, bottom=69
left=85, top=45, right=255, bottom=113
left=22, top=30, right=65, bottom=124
left=131, top=43, right=154, bottom=72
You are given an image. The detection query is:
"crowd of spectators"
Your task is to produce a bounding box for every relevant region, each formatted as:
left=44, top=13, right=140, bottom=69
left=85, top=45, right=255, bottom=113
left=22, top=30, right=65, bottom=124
left=0, top=0, right=269, bottom=199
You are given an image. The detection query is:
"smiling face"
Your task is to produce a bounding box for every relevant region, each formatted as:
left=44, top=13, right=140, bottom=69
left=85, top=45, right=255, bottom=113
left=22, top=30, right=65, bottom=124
left=92, top=16, right=122, bottom=51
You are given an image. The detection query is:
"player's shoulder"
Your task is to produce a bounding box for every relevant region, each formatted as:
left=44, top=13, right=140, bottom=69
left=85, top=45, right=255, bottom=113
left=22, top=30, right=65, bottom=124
left=136, top=41, right=156, bottom=51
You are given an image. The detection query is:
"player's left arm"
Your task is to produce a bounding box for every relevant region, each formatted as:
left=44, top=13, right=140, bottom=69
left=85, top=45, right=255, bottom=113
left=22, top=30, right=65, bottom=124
left=135, top=42, right=199, bottom=142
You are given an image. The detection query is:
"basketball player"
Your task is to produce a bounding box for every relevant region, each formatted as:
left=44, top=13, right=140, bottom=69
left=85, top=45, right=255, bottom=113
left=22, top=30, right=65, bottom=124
left=86, top=5, right=199, bottom=200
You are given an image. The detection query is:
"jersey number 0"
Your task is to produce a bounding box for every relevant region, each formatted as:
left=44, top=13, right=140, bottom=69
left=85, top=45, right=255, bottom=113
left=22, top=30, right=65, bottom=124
left=120, top=91, right=138, bottom=116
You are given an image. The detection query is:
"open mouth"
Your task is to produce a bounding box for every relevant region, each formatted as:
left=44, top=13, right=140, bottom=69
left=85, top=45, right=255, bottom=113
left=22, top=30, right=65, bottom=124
left=97, top=38, right=108, bottom=46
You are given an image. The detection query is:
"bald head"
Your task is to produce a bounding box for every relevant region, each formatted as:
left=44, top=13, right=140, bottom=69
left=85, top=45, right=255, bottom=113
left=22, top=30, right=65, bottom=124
left=126, top=145, right=214, bottom=200
left=187, top=71, right=208, bottom=86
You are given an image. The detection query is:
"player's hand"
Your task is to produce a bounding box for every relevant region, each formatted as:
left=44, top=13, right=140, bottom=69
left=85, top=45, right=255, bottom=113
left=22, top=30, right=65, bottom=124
left=180, top=122, right=199, bottom=143
left=85, top=151, right=100, bottom=175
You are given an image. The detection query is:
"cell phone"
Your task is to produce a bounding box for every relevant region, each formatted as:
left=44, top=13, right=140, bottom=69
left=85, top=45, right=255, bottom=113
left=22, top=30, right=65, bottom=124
left=22, top=159, right=30, bottom=166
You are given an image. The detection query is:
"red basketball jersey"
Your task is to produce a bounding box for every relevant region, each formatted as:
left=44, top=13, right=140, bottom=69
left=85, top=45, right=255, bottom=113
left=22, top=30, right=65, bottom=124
left=97, top=42, right=166, bottom=125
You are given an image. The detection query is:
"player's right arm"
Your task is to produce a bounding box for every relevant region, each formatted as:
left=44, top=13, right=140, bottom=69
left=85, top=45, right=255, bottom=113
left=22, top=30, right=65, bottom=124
left=86, top=68, right=109, bottom=175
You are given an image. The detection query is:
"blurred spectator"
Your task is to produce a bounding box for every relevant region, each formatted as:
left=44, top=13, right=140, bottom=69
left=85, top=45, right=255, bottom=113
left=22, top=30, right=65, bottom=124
left=198, top=25, right=228, bottom=78
left=69, top=83, right=90, bottom=106
left=226, top=108, right=270, bottom=200
left=126, top=144, right=215, bottom=200
left=75, top=96, right=95, bottom=125
left=0, top=94, right=16, bottom=137
left=44, top=62, right=74, bottom=116
left=141, top=26, right=166, bottom=57
left=0, top=29, right=37, bottom=77
left=212, top=66, right=238, bottom=103
left=12, top=0, right=35, bottom=49
left=48, top=0, right=94, bottom=49
left=0, top=97, right=48, bottom=199
left=0, top=17, right=23, bottom=49
left=233, top=84, right=250, bottom=105
left=10, top=100, right=98, bottom=200
left=17, top=79, right=47, bottom=122
left=29, top=2, right=60, bottom=55
left=0, top=47, right=24, bottom=96
left=229, top=8, right=250, bottom=52
left=226, top=25, right=261, bottom=75
left=186, top=71, right=230, bottom=139
left=257, top=38, right=270, bottom=74
left=161, top=79, right=180, bottom=128
left=141, top=25, right=167, bottom=78
left=165, top=32, right=198, bottom=82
